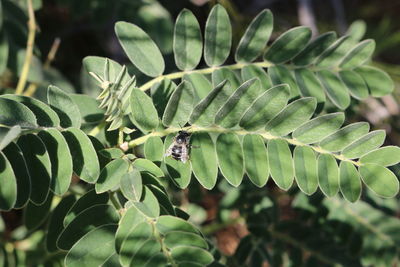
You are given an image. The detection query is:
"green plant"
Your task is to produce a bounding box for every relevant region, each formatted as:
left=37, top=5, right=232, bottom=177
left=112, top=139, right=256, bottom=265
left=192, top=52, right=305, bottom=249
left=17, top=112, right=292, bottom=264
left=1, top=3, right=400, bottom=266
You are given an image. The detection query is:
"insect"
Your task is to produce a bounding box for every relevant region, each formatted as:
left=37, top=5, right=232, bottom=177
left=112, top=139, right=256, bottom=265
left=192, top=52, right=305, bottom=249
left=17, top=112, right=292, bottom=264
left=165, top=131, right=191, bottom=163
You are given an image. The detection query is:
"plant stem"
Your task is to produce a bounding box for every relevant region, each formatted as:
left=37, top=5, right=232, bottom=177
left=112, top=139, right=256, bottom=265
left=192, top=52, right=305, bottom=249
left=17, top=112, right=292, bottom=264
left=15, top=0, right=36, bottom=95
left=109, top=191, right=122, bottom=210
left=128, top=125, right=361, bottom=166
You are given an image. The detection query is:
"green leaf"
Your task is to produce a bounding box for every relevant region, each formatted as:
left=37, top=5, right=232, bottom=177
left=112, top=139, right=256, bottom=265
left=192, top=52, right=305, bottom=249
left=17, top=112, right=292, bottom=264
left=241, top=65, right=272, bottom=89
left=38, top=129, right=73, bottom=196
left=359, top=164, right=399, bottom=198
left=189, top=80, right=232, bottom=126
left=204, top=4, right=232, bottom=66
left=46, top=194, right=76, bottom=252
left=130, top=89, right=159, bottom=131
left=183, top=73, right=212, bottom=104
left=293, top=31, right=337, bottom=66
left=57, top=204, right=119, bottom=250
left=0, top=152, right=17, bottom=211
left=265, top=97, right=317, bottom=137
left=133, top=158, right=163, bottom=177
left=317, top=154, right=339, bottom=197
left=216, top=133, right=244, bottom=187
left=292, top=113, right=344, bottom=144
left=346, top=20, right=366, bottom=41
left=240, top=84, right=290, bottom=131
left=355, top=66, right=394, bottom=97
left=144, top=136, right=164, bottom=161
left=216, top=79, right=262, bottom=128
left=235, top=9, right=273, bottom=62
left=264, top=26, right=312, bottom=64
left=242, top=134, right=269, bottom=187
left=96, top=158, right=129, bottom=193
left=319, top=122, right=370, bottom=152
left=341, top=130, right=386, bottom=159
left=156, top=215, right=200, bottom=235
left=2, top=142, right=30, bottom=208
left=17, top=134, right=51, bottom=205
left=115, top=21, right=164, bottom=77
left=171, top=246, right=214, bottom=265
left=24, top=193, right=53, bottom=231
left=190, top=132, right=218, bottom=189
left=162, top=81, right=194, bottom=127
left=151, top=78, right=176, bottom=117
left=0, top=126, right=21, bottom=151
left=134, top=186, right=160, bottom=218
left=16, top=50, right=44, bottom=83
left=360, top=146, right=400, bottom=167
left=164, top=231, right=208, bottom=249
left=143, top=253, right=168, bottom=267
left=130, top=238, right=161, bottom=266
left=317, top=70, right=350, bottom=109
left=338, top=70, right=369, bottom=100
left=120, top=169, right=143, bottom=202
left=0, top=97, right=37, bottom=128
left=267, top=139, right=294, bottom=190
left=147, top=184, right=175, bottom=216
left=1, top=95, right=60, bottom=127
left=99, top=148, right=124, bottom=159
left=339, top=39, right=375, bottom=69
left=339, top=161, right=361, bottom=202
left=47, top=85, right=81, bottom=128
left=294, top=146, right=318, bottom=195
left=212, top=67, right=240, bottom=89
left=316, top=36, right=354, bottom=67
left=64, top=189, right=109, bottom=227
left=62, top=127, right=100, bottom=183
left=65, top=224, right=117, bottom=267
left=294, top=68, right=325, bottom=103
left=268, top=65, right=300, bottom=98
left=173, top=9, right=202, bottom=70
left=163, top=134, right=191, bottom=189
left=70, top=94, right=105, bottom=125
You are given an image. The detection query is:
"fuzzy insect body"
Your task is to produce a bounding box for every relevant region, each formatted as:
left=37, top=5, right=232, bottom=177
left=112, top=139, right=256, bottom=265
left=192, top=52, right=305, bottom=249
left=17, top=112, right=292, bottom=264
left=165, top=131, right=191, bottom=163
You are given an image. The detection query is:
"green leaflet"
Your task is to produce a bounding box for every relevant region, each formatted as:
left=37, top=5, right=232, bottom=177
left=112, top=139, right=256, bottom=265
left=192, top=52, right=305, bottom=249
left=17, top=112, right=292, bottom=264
left=156, top=215, right=201, bottom=235
left=264, top=26, right=311, bottom=64
left=164, top=231, right=208, bottom=249
left=339, top=161, right=361, bottom=202
left=292, top=113, right=344, bottom=144
left=0, top=97, right=37, bottom=128
left=47, top=85, right=81, bottom=128
left=130, top=239, right=161, bottom=266
left=190, top=132, right=217, bottom=189
left=38, top=129, right=73, bottom=196
left=360, top=164, right=399, bottom=198
left=115, top=21, right=164, bottom=77
left=62, top=127, right=100, bottom=183
left=265, top=97, right=316, bottom=137
left=346, top=20, right=366, bottom=41
left=24, top=193, right=53, bottom=231
left=338, top=70, right=369, bottom=100
left=70, top=94, right=105, bottom=125
left=17, top=134, right=51, bottom=205
left=147, top=184, right=175, bottom=216
left=317, top=70, right=350, bottom=109
left=57, top=204, right=119, bottom=250
left=339, top=39, right=375, bottom=69
left=235, top=9, right=273, bottom=62
left=355, top=66, right=394, bottom=97
left=96, top=158, right=129, bottom=193
left=2, top=142, right=30, bottom=208
left=133, top=158, right=163, bottom=177
left=99, top=148, right=124, bottom=159
left=151, top=78, right=177, bottom=116
left=120, top=169, right=143, bottom=202
left=341, top=130, right=386, bottom=159
left=241, top=65, right=273, bottom=89
left=315, top=36, right=354, bottom=67
left=0, top=152, right=16, bottom=211
left=267, top=139, right=294, bottom=190
left=0, top=126, right=21, bottom=151
left=174, top=9, right=202, bottom=70
left=239, top=84, right=290, bottom=131
left=134, top=186, right=160, bottom=218
left=1, top=94, right=60, bottom=127
left=204, top=4, right=232, bottom=66
left=360, top=146, right=400, bottom=166
left=319, top=122, right=370, bottom=152
left=183, top=73, right=212, bottom=103
left=294, top=146, right=318, bottom=195
left=65, top=224, right=117, bottom=267
left=268, top=65, right=300, bottom=98
left=212, top=67, right=240, bottom=89
left=171, top=246, right=214, bottom=266
left=216, top=133, right=244, bottom=187
left=294, top=68, right=325, bottom=103
left=293, top=31, right=337, bottom=66
left=317, top=154, right=339, bottom=197
left=242, top=134, right=269, bottom=187
left=215, top=78, right=262, bottom=128
left=144, top=136, right=164, bottom=162
left=162, top=81, right=194, bottom=127
left=130, top=88, right=159, bottom=132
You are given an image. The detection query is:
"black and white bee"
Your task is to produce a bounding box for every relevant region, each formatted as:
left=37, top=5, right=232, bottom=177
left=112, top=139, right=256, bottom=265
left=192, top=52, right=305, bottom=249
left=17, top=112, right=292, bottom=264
left=165, top=131, right=191, bottom=163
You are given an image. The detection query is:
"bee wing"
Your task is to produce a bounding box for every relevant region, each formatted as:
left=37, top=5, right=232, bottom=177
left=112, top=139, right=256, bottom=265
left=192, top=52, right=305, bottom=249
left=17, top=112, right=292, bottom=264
left=164, top=143, right=174, bottom=157
left=180, top=145, right=189, bottom=163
